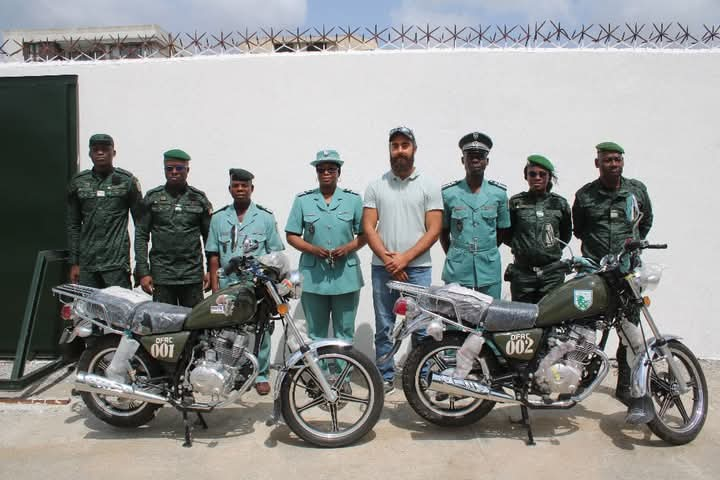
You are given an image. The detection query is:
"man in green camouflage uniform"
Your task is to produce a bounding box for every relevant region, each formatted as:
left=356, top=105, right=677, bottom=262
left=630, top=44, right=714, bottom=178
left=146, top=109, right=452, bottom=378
left=135, top=149, right=213, bottom=307
left=66, top=134, right=142, bottom=288
left=572, top=141, right=653, bottom=422
left=505, top=155, right=572, bottom=303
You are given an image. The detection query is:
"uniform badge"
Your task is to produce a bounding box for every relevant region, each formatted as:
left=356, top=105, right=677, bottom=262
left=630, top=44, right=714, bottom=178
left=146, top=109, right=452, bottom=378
left=96, top=190, right=105, bottom=197
left=573, top=290, right=593, bottom=312
left=536, top=211, right=544, bottom=217
left=472, top=132, right=479, bottom=140
left=175, top=205, right=182, bottom=212
left=455, top=218, right=463, bottom=233
left=308, top=223, right=315, bottom=234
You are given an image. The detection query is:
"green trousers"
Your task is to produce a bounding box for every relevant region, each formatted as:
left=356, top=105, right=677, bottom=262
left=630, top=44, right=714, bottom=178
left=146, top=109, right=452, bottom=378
left=301, top=291, right=360, bottom=342
left=79, top=268, right=131, bottom=289
left=153, top=283, right=204, bottom=307
left=506, top=264, right=565, bottom=304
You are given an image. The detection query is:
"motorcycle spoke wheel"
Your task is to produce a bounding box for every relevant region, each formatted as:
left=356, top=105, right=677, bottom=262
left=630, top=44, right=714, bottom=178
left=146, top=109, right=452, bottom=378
left=280, top=345, right=384, bottom=447
left=647, top=340, right=708, bottom=445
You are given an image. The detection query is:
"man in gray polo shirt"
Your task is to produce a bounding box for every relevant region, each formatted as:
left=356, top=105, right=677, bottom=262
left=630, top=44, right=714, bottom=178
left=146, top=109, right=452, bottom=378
left=362, top=126, right=443, bottom=394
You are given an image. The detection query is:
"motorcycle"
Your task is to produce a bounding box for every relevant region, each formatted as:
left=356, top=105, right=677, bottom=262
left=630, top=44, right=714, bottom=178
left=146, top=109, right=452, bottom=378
left=54, top=242, right=384, bottom=448
left=382, top=224, right=707, bottom=445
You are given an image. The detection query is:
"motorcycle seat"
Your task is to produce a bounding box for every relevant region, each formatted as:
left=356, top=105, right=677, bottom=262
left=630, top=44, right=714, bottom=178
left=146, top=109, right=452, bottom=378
left=482, top=300, right=539, bottom=332
left=130, top=302, right=191, bottom=335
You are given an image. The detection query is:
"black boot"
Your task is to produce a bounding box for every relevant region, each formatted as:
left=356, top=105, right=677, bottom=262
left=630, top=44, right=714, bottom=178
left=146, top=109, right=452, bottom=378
left=625, top=395, right=655, bottom=425
left=615, top=343, right=631, bottom=407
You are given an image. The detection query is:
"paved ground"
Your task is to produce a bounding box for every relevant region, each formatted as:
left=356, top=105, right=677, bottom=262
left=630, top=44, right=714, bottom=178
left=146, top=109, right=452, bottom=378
left=0, top=360, right=718, bottom=480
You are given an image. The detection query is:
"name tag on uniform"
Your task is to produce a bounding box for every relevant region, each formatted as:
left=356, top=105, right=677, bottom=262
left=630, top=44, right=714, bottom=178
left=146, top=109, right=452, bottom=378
left=96, top=190, right=105, bottom=197
left=175, top=206, right=182, bottom=212
left=610, top=210, right=619, bottom=219
left=536, top=211, right=544, bottom=218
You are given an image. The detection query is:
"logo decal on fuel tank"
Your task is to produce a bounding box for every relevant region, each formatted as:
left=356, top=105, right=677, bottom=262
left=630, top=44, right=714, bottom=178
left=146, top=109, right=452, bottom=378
left=573, top=289, right=593, bottom=312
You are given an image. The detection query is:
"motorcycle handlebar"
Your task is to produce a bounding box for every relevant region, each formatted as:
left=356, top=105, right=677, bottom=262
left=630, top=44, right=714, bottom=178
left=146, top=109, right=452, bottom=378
left=536, top=259, right=570, bottom=278
left=624, top=239, right=668, bottom=252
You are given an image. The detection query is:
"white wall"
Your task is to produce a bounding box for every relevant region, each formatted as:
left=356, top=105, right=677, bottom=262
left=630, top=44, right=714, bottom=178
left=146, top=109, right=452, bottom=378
left=2, top=48, right=719, bottom=358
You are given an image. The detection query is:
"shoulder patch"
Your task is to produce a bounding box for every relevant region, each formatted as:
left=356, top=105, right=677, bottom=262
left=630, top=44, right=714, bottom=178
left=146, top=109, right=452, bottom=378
left=488, top=179, right=507, bottom=190
left=442, top=180, right=462, bottom=190
left=212, top=205, right=229, bottom=216
left=342, top=188, right=360, bottom=196
left=297, top=189, right=316, bottom=197
left=256, top=203, right=273, bottom=214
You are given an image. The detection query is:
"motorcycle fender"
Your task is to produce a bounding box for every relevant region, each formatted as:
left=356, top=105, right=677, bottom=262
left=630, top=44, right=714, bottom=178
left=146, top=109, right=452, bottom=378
left=631, top=335, right=682, bottom=398
left=139, top=331, right=191, bottom=364
left=272, top=339, right=353, bottom=401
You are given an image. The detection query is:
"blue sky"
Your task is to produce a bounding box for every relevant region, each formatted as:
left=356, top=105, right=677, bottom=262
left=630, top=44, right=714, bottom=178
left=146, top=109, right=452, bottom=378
left=1, top=0, right=718, bottom=32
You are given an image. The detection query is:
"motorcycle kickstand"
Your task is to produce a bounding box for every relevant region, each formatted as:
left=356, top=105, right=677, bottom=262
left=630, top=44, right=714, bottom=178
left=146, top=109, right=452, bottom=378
left=182, top=410, right=193, bottom=448
left=509, top=405, right=536, bottom=446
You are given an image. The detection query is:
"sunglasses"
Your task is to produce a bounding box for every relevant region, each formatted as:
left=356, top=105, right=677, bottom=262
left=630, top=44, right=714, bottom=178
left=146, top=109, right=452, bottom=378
left=528, top=170, right=548, bottom=178
left=165, top=165, right=187, bottom=172
left=316, top=167, right=339, bottom=174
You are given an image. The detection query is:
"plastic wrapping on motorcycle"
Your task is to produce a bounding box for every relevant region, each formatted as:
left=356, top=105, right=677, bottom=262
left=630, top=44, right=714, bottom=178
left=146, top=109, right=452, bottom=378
left=418, top=283, right=492, bottom=325
left=130, top=303, right=191, bottom=335
left=82, top=287, right=149, bottom=328
left=483, top=300, right=539, bottom=332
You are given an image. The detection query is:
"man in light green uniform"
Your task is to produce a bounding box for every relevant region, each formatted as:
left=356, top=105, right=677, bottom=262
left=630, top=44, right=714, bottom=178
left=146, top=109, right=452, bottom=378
left=441, top=132, right=510, bottom=299
left=285, top=150, right=365, bottom=346
left=505, top=155, right=572, bottom=303
left=66, top=133, right=142, bottom=288
left=205, top=168, right=284, bottom=395
left=135, top=149, right=213, bottom=307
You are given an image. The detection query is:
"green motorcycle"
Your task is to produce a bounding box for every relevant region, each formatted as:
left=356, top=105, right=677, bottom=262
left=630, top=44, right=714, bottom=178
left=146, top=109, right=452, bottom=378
left=54, top=247, right=383, bottom=448
left=383, top=237, right=707, bottom=446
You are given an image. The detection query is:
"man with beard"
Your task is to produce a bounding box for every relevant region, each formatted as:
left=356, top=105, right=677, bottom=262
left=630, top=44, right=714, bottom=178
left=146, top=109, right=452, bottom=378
left=440, top=132, right=510, bottom=299
left=134, top=149, right=212, bottom=307
left=505, top=155, right=572, bottom=303
left=66, top=134, right=142, bottom=288
left=572, top=141, right=653, bottom=423
left=206, top=169, right=284, bottom=395
left=362, top=127, right=443, bottom=395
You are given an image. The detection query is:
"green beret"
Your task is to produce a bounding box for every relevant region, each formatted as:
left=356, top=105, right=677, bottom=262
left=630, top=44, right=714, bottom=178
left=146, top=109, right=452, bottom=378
left=310, top=149, right=344, bottom=167
left=527, top=154, right=554, bottom=172
left=163, top=148, right=191, bottom=161
left=596, top=141, right=624, bottom=154
left=89, top=133, right=114, bottom=146
left=229, top=168, right=254, bottom=181
left=459, top=132, right=492, bottom=152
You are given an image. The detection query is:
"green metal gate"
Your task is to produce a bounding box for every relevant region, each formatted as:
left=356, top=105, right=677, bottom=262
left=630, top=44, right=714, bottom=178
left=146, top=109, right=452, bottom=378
left=0, top=74, right=78, bottom=358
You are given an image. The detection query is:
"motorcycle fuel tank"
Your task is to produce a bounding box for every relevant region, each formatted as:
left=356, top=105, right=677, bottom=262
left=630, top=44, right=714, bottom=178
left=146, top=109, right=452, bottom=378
left=536, top=274, right=609, bottom=327
left=184, top=283, right=257, bottom=330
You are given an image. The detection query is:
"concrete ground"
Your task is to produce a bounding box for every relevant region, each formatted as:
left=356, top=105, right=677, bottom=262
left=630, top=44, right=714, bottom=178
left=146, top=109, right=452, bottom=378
left=0, top=360, right=718, bottom=480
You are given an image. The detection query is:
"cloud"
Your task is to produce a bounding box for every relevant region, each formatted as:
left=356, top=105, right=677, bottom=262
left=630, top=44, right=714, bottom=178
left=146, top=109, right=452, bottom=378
left=390, top=0, right=720, bottom=27
left=1, top=0, right=308, bottom=32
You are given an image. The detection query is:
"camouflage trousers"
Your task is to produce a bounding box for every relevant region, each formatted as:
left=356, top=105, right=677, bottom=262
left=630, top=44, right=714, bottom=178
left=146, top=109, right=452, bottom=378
left=504, top=263, right=565, bottom=304
left=153, top=283, right=205, bottom=307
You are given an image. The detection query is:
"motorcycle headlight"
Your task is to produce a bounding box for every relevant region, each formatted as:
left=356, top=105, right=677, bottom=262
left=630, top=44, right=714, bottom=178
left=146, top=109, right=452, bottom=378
left=632, top=263, right=664, bottom=292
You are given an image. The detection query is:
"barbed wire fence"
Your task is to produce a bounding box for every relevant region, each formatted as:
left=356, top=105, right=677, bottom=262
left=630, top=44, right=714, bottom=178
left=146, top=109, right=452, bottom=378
left=2, top=22, right=719, bottom=62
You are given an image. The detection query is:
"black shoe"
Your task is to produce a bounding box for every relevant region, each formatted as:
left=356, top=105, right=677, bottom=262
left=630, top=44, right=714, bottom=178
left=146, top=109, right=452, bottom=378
left=625, top=396, right=655, bottom=425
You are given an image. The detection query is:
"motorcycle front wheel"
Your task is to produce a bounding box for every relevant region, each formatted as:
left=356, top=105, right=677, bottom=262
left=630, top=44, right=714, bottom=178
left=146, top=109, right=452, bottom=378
left=76, top=335, right=162, bottom=428
left=646, top=339, right=708, bottom=445
left=280, top=345, right=384, bottom=447
left=402, top=334, right=497, bottom=427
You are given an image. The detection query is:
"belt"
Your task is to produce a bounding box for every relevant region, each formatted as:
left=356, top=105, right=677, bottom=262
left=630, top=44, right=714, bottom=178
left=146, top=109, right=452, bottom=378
left=451, top=243, right=494, bottom=254
left=512, top=259, right=557, bottom=272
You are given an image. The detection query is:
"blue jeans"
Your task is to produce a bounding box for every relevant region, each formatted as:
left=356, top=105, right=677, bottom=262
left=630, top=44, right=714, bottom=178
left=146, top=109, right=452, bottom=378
left=372, top=265, right=432, bottom=382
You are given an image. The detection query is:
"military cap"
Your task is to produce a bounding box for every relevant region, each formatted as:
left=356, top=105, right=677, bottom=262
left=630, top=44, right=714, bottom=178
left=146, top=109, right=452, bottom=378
left=596, top=141, right=624, bottom=154
left=459, top=132, right=492, bottom=152
left=310, top=149, right=344, bottom=167
left=89, top=133, right=114, bottom=146
left=527, top=154, right=554, bottom=172
left=229, top=168, right=254, bottom=181
left=163, top=148, right=191, bottom=161
left=389, top=126, right=416, bottom=143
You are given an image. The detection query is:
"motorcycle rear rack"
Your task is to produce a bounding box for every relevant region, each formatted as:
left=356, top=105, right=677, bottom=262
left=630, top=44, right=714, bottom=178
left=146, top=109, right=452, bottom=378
left=52, top=283, right=123, bottom=334
left=386, top=281, right=471, bottom=325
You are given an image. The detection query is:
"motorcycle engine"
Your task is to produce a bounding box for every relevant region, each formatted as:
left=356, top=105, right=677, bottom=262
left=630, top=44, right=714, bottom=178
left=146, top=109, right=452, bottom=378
left=188, top=328, right=253, bottom=401
left=534, top=325, right=597, bottom=395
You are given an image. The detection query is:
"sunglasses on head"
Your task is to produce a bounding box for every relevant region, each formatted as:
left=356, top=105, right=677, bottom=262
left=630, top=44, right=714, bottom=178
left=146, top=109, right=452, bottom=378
left=528, top=170, right=548, bottom=178
left=165, top=165, right=187, bottom=172
left=316, top=167, right=339, bottom=174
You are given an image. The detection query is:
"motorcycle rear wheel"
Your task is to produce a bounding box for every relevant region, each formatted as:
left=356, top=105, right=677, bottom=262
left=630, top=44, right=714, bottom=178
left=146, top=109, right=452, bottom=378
left=402, top=334, right=497, bottom=427
left=646, top=340, right=708, bottom=445
left=77, top=335, right=162, bottom=428
left=280, top=345, right=384, bottom=447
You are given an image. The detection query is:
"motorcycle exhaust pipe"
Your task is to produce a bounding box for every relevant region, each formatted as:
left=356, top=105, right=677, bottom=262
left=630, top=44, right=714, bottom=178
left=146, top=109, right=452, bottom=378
left=74, top=372, right=169, bottom=405
left=429, top=373, right=519, bottom=404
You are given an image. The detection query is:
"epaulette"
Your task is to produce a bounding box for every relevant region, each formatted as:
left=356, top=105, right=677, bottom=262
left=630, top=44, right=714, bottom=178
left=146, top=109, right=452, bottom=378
left=113, top=167, right=135, bottom=178
left=488, top=179, right=507, bottom=190
left=256, top=203, right=273, bottom=214
left=73, top=169, right=92, bottom=179
left=146, top=185, right=165, bottom=196
left=442, top=180, right=462, bottom=190
left=509, top=191, right=528, bottom=201
left=187, top=185, right=208, bottom=197
left=297, top=189, right=316, bottom=197
left=342, top=188, right=360, bottom=196
left=212, top=205, right=229, bottom=216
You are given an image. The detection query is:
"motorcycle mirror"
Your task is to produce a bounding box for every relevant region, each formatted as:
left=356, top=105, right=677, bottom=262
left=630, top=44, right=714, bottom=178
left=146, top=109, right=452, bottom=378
left=554, top=237, right=575, bottom=258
